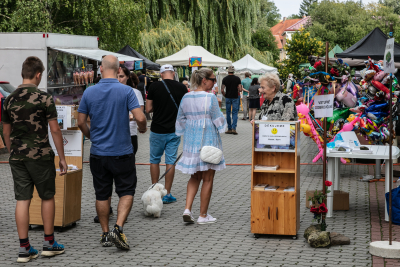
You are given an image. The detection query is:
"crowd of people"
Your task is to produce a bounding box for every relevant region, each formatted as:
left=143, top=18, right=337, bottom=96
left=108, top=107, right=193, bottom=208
left=2, top=55, right=297, bottom=263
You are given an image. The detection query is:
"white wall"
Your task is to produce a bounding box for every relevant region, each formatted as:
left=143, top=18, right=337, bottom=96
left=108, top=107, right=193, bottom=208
left=0, top=33, right=98, bottom=91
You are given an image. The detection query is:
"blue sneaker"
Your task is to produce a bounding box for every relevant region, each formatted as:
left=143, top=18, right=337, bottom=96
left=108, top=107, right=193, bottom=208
left=162, top=194, right=177, bottom=204
left=17, top=246, right=39, bottom=263
left=41, top=240, right=65, bottom=257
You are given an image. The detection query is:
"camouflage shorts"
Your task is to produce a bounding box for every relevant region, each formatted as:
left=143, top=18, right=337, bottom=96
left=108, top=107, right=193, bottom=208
left=9, top=160, right=56, bottom=201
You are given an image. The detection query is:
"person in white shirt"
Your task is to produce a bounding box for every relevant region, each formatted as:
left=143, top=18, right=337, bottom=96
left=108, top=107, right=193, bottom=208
left=118, top=65, right=144, bottom=155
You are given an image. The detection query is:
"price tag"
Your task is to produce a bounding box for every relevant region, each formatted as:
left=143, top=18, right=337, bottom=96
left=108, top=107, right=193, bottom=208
left=314, top=94, right=334, bottom=118
left=259, top=123, right=290, bottom=145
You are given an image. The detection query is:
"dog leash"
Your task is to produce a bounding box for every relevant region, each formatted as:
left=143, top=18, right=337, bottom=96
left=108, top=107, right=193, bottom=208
left=149, top=152, right=183, bottom=189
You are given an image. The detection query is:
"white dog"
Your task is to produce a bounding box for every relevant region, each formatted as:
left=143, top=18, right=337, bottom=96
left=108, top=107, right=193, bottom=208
left=141, top=183, right=168, bottom=218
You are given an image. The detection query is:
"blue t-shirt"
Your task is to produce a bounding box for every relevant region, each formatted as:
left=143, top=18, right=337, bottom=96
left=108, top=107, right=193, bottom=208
left=78, top=78, right=140, bottom=156
left=241, top=77, right=252, bottom=96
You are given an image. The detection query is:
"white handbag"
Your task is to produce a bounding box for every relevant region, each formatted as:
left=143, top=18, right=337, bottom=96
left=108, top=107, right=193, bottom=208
left=199, top=94, right=223, bottom=164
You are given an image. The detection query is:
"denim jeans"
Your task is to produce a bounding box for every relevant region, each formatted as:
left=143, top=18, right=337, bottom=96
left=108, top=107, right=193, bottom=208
left=225, top=97, right=240, bottom=130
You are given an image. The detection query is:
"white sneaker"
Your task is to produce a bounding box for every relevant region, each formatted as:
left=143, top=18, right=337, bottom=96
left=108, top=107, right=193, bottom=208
left=182, top=209, right=195, bottom=223
left=197, top=214, right=217, bottom=224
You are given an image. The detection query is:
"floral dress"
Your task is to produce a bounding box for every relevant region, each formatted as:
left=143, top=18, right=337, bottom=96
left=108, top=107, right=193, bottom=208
left=258, top=91, right=298, bottom=121
left=175, top=91, right=227, bottom=174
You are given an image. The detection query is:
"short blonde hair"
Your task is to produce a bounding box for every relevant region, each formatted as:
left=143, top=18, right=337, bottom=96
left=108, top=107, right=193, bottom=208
left=259, top=73, right=280, bottom=93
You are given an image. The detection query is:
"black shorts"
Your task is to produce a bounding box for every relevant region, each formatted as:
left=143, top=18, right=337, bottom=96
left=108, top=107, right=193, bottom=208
left=90, top=153, right=137, bottom=201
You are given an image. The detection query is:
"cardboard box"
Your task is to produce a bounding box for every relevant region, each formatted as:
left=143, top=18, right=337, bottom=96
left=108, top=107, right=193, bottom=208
left=306, top=190, right=349, bottom=211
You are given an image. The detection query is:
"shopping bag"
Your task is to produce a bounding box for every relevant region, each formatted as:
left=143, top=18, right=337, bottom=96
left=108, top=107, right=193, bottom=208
left=385, top=187, right=400, bottom=225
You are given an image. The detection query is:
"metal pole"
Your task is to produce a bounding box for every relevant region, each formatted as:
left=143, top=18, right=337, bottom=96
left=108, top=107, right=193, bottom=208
left=389, top=24, right=394, bottom=245
left=323, top=42, right=329, bottom=196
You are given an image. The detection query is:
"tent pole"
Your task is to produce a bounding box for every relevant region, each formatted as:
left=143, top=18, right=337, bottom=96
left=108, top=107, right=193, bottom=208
left=389, top=23, right=394, bottom=246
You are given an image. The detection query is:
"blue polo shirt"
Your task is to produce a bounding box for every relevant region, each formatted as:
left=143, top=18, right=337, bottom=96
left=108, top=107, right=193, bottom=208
left=78, top=78, right=140, bottom=156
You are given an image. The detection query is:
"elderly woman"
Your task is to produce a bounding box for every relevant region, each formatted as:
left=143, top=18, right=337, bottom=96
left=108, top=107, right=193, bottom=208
left=251, top=73, right=298, bottom=122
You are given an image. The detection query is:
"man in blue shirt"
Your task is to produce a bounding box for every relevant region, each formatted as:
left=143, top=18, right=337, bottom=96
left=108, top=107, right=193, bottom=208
left=78, top=55, right=146, bottom=250
left=241, top=72, right=251, bottom=120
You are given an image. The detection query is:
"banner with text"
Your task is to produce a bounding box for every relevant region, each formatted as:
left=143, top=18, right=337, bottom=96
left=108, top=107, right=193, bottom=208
left=259, top=123, right=290, bottom=146
left=384, top=38, right=396, bottom=74
left=314, top=94, right=334, bottom=118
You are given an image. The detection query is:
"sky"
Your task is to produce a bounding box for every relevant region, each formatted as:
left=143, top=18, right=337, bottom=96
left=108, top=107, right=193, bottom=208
left=274, top=0, right=380, bottom=18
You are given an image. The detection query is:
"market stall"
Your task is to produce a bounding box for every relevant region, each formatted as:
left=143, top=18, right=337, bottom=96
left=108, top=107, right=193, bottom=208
left=118, top=45, right=160, bottom=71
left=0, top=32, right=143, bottom=104
left=232, top=54, right=277, bottom=74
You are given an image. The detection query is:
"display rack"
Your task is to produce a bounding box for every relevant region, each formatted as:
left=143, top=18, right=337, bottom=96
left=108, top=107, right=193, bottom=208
left=251, top=121, right=300, bottom=238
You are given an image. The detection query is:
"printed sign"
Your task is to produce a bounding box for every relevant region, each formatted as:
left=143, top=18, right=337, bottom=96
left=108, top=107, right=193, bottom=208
left=259, top=123, right=290, bottom=145
left=49, top=130, right=82, bottom=157
left=314, top=94, right=334, bottom=118
left=189, top=57, right=202, bottom=67
left=384, top=38, right=396, bottom=74
left=56, top=105, right=72, bottom=130
left=134, top=61, right=143, bottom=70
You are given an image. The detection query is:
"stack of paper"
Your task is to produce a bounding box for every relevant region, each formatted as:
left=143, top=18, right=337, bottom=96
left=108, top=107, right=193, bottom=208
left=254, top=184, right=269, bottom=191
left=265, top=186, right=279, bottom=191
left=254, top=165, right=279, bottom=171
left=283, top=186, right=295, bottom=191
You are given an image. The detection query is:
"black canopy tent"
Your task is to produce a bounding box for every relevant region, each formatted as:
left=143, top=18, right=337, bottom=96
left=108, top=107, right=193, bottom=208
left=336, top=27, right=400, bottom=62
left=117, top=45, right=160, bottom=71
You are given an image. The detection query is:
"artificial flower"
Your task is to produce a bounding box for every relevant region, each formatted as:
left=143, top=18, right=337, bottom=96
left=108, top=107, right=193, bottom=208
left=314, top=61, right=322, bottom=69
left=325, top=181, right=332, bottom=187
left=310, top=206, right=321, bottom=214
left=319, top=203, right=328, bottom=214
left=330, top=68, right=340, bottom=77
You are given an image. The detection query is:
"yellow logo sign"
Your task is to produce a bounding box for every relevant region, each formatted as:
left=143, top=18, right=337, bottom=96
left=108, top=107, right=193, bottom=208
left=271, top=128, right=278, bottom=134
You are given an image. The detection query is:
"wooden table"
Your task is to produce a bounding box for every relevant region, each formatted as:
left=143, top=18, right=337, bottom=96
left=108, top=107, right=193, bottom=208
left=327, top=145, right=400, bottom=221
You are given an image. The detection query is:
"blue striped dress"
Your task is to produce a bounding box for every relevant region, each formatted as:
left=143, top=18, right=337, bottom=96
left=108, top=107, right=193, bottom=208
left=175, top=91, right=227, bottom=174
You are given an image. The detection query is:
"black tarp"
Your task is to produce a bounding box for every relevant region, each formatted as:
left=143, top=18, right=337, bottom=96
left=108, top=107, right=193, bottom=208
left=117, top=45, right=160, bottom=71
left=336, top=27, right=400, bottom=62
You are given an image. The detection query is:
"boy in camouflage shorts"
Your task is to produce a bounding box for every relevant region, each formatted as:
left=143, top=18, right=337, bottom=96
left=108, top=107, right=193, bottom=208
left=2, top=56, right=68, bottom=263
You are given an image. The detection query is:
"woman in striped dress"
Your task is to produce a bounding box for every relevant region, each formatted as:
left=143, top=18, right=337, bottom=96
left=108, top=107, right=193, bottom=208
left=175, top=68, right=227, bottom=224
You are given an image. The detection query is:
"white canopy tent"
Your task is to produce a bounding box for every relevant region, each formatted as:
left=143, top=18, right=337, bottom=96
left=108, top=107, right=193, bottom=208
left=232, top=54, right=277, bottom=74
left=155, top=45, right=232, bottom=67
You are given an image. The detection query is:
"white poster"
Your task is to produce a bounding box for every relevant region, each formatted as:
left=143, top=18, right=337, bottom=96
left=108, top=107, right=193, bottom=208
left=384, top=38, right=396, bottom=74
left=314, top=94, right=334, bottom=118
left=49, top=130, right=82, bottom=157
left=259, top=123, right=290, bottom=145
left=56, top=106, right=71, bottom=130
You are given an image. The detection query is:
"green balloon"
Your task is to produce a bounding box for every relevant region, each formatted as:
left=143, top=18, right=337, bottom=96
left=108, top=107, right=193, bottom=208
left=326, top=108, right=350, bottom=128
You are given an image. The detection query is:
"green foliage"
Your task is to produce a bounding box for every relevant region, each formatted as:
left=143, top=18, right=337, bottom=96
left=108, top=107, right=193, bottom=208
left=251, top=26, right=279, bottom=61
left=275, top=29, right=324, bottom=79
left=0, top=0, right=145, bottom=52
left=140, top=19, right=195, bottom=62
left=145, top=0, right=262, bottom=63
left=256, top=0, right=281, bottom=28
left=307, top=0, right=400, bottom=49
left=299, top=0, right=318, bottom=16
left=287, top=14, right=302, bottom=20
left=379, top=0, right=400, bottom=15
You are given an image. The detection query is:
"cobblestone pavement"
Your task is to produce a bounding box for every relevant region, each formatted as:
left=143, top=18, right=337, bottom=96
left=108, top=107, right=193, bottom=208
left=0, top=119, right=373, bottom=266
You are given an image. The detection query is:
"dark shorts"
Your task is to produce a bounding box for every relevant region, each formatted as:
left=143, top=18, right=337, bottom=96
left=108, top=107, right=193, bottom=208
left=131, top=135, right=138, bottom=156
left=249, top=98, right=260, bottom=109
left=9, top=160, right=56, bottom=201
left=90, top=153, right=137, bottom=201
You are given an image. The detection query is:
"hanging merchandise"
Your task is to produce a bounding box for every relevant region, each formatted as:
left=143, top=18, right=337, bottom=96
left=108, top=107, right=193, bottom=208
left=297, top=57, right=400, bottom=163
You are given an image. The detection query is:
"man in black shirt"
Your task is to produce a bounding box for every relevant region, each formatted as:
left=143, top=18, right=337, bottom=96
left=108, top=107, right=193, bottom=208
left=146, top=64, right=188, bottom=204
left=222, top=66, right=242, bottom=135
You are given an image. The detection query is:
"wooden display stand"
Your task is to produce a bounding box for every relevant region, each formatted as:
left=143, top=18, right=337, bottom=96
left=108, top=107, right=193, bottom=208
left=251, top=121, right=300, bottom=238
left=29, top=129, right=83, bottom=228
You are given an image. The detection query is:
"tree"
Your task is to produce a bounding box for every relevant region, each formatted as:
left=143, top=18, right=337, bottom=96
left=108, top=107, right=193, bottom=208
left=299, top=0, right=318, bottom=17
left=0, top=0, right=145, bottom=51
left=256, top=0, right=281, bottom=28
left=145, top=0, right=260, bottom=62
left=275, top=28, right=324, bottom=79
left=287, top=14, right=302, bottom=20
left=140, top=19, right=195, bottom=62
left=379, top=0, right=400, bottom=15
left=307, top=0, right=400, bottom=49
left=251, top=26, right=279, bottom=61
